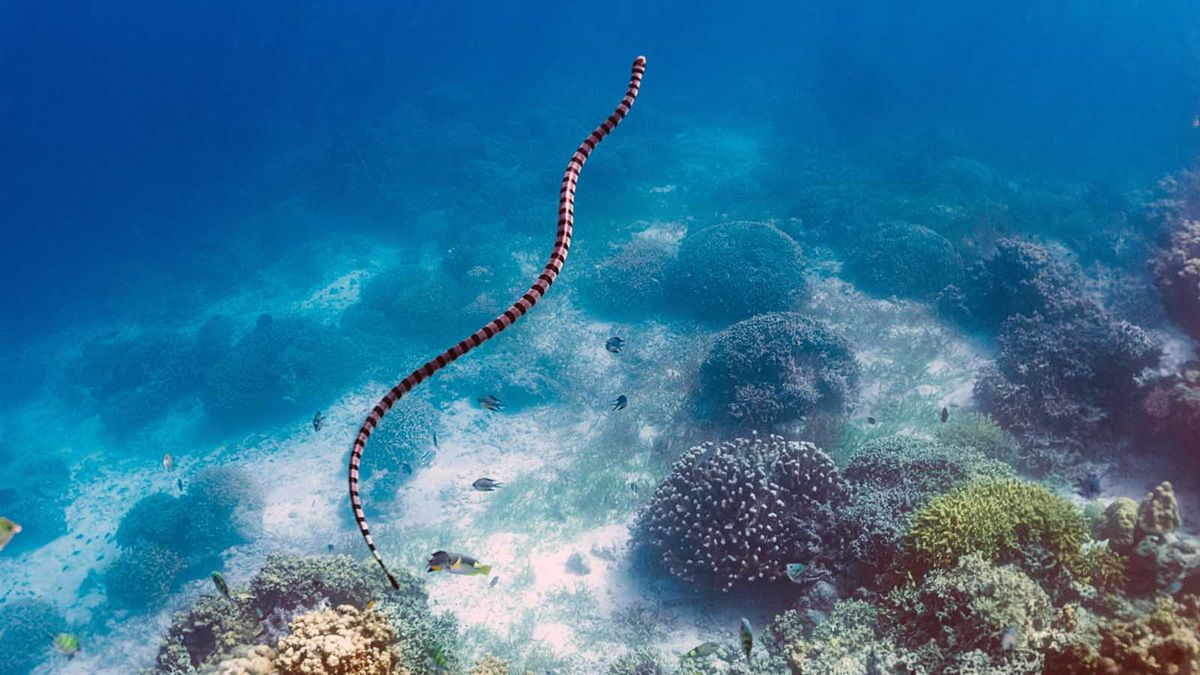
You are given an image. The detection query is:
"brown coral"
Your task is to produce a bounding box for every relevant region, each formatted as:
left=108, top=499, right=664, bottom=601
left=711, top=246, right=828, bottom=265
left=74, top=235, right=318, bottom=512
left=470, top=655, right=511, bottom=675
left=1095, top=498, right=1139, bottom=555
left=1137, top=482, right=1181, bottom=539
left=199, top=645, right=279, bottom=675
left=275, top=605, right=402, bottom=675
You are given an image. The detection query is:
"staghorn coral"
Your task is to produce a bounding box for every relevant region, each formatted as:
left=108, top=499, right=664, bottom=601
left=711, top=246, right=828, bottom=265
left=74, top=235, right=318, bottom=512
left=274, top=605, right=401, bottom=675
left=1136, top=481, right=1181, bottom=539
left=665, top=221, right=807, bottom=323
left=887, top=554, right=1052, bottom=672
left=692, top=312, right=858, bottom=431
left=902, top=479, right=1089, bottom=589
left=0, top=599, right=66, bottom=675
left=634, top=433, right=846, bottom=592
left=842, top=221, right=964, bottom=301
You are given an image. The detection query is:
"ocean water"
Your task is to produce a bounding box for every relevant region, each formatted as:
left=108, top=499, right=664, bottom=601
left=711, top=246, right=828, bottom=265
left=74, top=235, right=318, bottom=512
left=2, top=2, right=1200, bottom=673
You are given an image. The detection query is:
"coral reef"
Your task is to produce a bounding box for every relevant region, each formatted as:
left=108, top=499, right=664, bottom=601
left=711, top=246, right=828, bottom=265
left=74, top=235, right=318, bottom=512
left=1093, top=498, right=1139, bottom=555
left=888, top=553, right=1052, bottom=671
left=110, top=466, right=262, bottom=610
left=1136, top=481, right=1181, bottom=538
left=842, top=222, right=964, bottom=301
left=633, top=433, right=846, bottom=592
left=246, top=555, right=400, bottom=615
left=938, top=238, right=1086, bottom=332
left=692, top=312, right=858, bottom=430
left=154, top=595, right=263, bottom=673
left=665, top=222, right=807, bottom=323
left=1047, top=596, right=1200, bottom=674
left=0, top=599, right=66, bottom=675
left=470, top=655, right=513, bottom=675
left=836, top=435, right=1013, bottom=580
left=200, top=316, right=360, bottom=427
left=974, top=302, right=1160, bottom=439
left=902, top=478, right=1089, bottom=588
left=1150, top=167, right=1200, bottom=339
left=766, top=600, right=922, bottom=675
left=0, top=455, right=70, bottom=554
left=932, top=412, right=1020, bottom=464
left=274, top=605, right=401, bottom=675
left=198, top=645, right=278, bottom=675
left=582, top=232, right=677, bottom=318
left=104, top=544, right=188, bottom=612
left=351, top=395, right=438, bottom=505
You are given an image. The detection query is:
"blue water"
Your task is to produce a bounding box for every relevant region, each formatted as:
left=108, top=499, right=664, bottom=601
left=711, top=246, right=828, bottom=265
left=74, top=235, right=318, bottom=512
left=2, top=2, right=1199, bottom=673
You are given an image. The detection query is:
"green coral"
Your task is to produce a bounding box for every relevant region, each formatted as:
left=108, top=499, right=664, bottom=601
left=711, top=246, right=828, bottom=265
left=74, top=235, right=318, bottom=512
left=902, top=479, right=1089, bottom=586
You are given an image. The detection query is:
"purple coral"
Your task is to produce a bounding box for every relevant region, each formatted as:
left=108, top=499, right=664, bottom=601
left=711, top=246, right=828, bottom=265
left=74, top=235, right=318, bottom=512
left=633, top=433, right=846, bottom=592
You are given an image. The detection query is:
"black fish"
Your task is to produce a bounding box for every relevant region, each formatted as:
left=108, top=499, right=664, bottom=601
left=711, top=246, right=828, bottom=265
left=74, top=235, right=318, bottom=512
left=472, top=477, right=502, bottom=491
left=613, top=395, right=628, bottom=411
left=866, top=416, right=877, bottom=425
left=176, top=478, right=184, bottom=492
left=211, top=572, right=231, bottom=600
left=940, top=406, right=949, bottom=424
left=312, top=411, right=325, bottom=432
left=400, top=461, right=414, bottom=475
left=431, top=428, right=439, bottom=449
left=605, top=336, right=625, bottom=354
left=478, top=395, right=504, bottom=412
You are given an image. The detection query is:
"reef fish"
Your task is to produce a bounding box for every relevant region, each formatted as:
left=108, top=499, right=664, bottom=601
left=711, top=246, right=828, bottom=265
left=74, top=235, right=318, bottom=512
left=1076, top=468, right=1112, bottom=499
left=682, top=642, right=721, bottom=659
left=52, top=633, right=80, bottom=657
left=489, top=576, right=499, bottom=588
left=312, top=411, right=325, bottom=431
left=739, top=618, right=754, bottom=662
left=605, top=336, right=625, bottom=353
left=1001, top=625, right=1020, bottom=652
left=427, top=550, right=492, bottom=576
left=613, top=395, right=628, bottom=411
left=478, top=395, right=504, bottom=412
left=211, top=571, right=231, bottom=600
left=785, top=562, right=807, bottom=584
left=162, top=454, right=174, bottom=471
left=472, top=477, right=502, bottom=492
left=940, top=406, right=949, bottom=423
left=866, top=416, right=877, bottom=425
left=0, top=517, right=21, bottom=552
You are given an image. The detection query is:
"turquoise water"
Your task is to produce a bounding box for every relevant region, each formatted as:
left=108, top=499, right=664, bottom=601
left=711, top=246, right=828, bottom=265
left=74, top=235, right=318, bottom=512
left=2, top=2, right=1200, bottom=673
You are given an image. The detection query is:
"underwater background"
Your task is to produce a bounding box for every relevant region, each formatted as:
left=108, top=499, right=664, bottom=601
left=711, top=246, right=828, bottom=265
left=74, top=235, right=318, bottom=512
left=3, top=1, right=1200, bottom=673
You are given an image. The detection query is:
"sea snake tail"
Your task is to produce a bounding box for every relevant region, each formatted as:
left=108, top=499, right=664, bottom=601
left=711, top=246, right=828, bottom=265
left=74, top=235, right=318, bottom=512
left=349, top=55, right=648, bottom=589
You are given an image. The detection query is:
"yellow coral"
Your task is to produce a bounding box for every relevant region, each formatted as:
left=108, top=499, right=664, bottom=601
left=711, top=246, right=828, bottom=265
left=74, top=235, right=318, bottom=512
left=1136, top=481, right=1181, bottom=538
left=200, top=645, right=279, bottom=675
left=903, top=478, right=1088, bottom=579
left=470, top=654, right=511, bottom=675
left=275, top=605, right=403, bottom=675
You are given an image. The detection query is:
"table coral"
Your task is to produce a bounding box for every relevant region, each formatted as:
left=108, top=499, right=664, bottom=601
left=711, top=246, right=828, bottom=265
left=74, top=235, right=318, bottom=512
left=275, top=606, right=401, bottom=675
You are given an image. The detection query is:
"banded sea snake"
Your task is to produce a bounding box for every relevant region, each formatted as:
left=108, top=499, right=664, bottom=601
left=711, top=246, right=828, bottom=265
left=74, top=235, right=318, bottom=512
left=349, top=56, right=648, bottom=588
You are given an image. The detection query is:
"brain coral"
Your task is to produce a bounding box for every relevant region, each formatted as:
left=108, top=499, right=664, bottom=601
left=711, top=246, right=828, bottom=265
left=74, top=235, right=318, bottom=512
left=693, top=312, right=858, bottom=430
left=903, top=478, right=1089, bottom=587
left=634, top=433, right=846, bottom=592
left=842, top=221, right=964, bottom=301
left=275, top=605, right=401, bottom=675
left=665, top=221, right=807, bottom=323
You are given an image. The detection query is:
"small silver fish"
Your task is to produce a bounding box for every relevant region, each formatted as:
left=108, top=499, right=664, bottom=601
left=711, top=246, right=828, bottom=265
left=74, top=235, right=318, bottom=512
left=478, top=395, right=504, bottom=412
left=613, top=395, right=628, bottom=411
left=605, top=336, right=625, bottom=353
left=472, top=477, right=502, bottom=492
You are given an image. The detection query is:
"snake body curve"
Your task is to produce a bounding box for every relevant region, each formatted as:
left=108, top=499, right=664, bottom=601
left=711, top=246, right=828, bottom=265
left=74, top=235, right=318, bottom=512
left=350, top=56, right=648, bottom=588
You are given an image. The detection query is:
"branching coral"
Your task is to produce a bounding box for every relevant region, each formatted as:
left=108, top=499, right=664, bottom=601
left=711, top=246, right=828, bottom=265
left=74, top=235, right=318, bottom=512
left=887, top=553, right=1052, bottom=671
left=902, top=479, right=1089, bottom=589
left=247, top=555, right=403, bottom=616
left=932, top=412, right=1020, bottom=464
left=843, top=221, right=964, bottom=301
left=665, top=221, right=807, bottom=323
left=975, top=302, right=1160, bottom=439
left=634, top=433, right=846, bottom=592
left=104, top=544, right=188, bottom=612
left=692, top=312, right=858, bottom=430
left=0, top=599, right=66, bottom=675
left=837, top=435, right=1013, bottom=579
left=154, top=595, right=263, bottom=672
left=275, top=605, right=401, bottom=675
left=470, top=655, right=514, bottom=675
left=767, top=600, right=923, bottom=675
